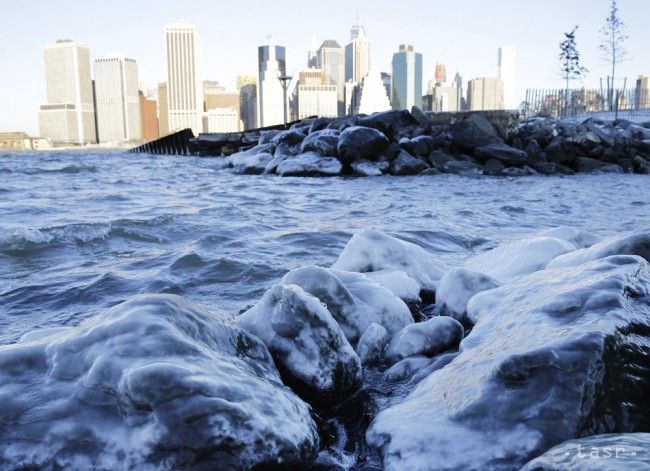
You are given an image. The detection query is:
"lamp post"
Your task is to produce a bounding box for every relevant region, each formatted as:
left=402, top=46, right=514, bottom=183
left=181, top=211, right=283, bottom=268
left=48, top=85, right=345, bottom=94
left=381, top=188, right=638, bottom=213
left=277, top=74, right=293, bottom=127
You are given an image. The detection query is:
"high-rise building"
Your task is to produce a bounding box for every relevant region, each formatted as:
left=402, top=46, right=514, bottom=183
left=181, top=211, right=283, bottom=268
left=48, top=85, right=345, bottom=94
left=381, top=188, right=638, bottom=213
left=428, top=83, right=460, bottom=112
left=498, top=45, right=516, bottom=109
left=139, top=90, right=159, bottom=142
left=635, top=75, right=650, bottom=109
left=257, top=37, right=287, bottom=127
left=307, top=34, right=319, bottom=69
left=434, top=63, right=446, bottom=85
left=453, top=72, right=465, bottom=110
left=345, top=23, right=370, bottom=83
left=357, top=71, right=391, bottom=115
left=38, top=39, right=96, bottom=146
left=292, top=70, right=338, bottom=119
left=158, top=82, right=169, bottom=136
left=203, top=81, right=241, bottom=132
left=381, top=72, right=392, bottom=101
left=317, top=40, right=345, bottom=115
left=467, top=77, right=505, bottom=110
left=391, top=44, right=423, bottom=110
left=164, top=23, right=203, bottom=135
left=94, top=56, right=141, bottom=144
left=237, top=75, right=257, bottom=130
left=205, top=108, right=239, bottom=133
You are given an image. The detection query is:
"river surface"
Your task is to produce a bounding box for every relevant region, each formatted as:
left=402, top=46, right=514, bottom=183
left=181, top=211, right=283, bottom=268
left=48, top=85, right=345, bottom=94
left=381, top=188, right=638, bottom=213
left=1, top=150, right=648, bottom=344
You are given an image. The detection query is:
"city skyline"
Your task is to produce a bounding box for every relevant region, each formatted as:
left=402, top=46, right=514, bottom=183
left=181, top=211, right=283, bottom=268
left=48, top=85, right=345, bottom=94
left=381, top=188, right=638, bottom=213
left=1, top=0, right=649, bottom=134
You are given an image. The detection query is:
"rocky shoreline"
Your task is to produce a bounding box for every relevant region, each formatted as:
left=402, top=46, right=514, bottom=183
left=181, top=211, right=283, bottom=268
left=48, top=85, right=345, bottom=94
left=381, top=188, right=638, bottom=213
left=214, top=108, right=650, bottom=177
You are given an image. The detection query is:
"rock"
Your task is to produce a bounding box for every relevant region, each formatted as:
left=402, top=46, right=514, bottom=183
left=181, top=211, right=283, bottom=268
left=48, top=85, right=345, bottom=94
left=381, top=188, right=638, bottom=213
left=365, top=270, right=422, bottom=303
left=628, top=124, right=650, bottom=140
left=356, top=323, right=389, bottom=365
left=475, top=143, right=528, bottom=165
left=418, top=167, right=441, bottom=176
left=544, top=136, right=578, bottom=164
left=384, top=352, right=457, bottom=384
left=451, top=113, right=503, bottom=150
left=337, top=126, right=390, bottom=163
left=368, top=255, right=650, bottom=470
left=385, top=316, right=464, bottom=363
left=483, top=158, right=505, bottom=176
left=574, top=156, right=610, bottom=173
left=442, top=160, right=483, bottom=176
left=502, top=166, right=529, bottom=177
left=532, top=162, right=558, bottom=175
left=410, top=106, right=431, bottom=126
left=524, top=139, right=546, bottom=165
left=410, top=135, right=435, bottom=157
left=520, top=433, right=650, bottom=471
left=276, top=152, right=342, bottom=177
left=351, top=160, right=388, bottom=176
left=259, top=130, right=281, bottom=145
left=634, top=155, right=650, bottom=174
left=567, top=130, right=602, bottom=152
left=390, top=150, right=430, bottom=176
left=309, top=117, right=333, bottom=133
left=231, top=151, right=274, bottom=174
left=435, top=268, right=500, bottom=323
left=357, top=109, right=418, bottom=140
left=634, top=139, right=650, bottom=156
left=0, top=295, right=319, bottom=470
left=271, top=129, right=307, bottom=147
left=237, top=284, right=362, bottom=404
left=598, top=163, right=624, bottom=173
left=517, top=117, right=557, bottom=147
left=333, top=229, right=449, bottom=293
left=281, top=265, right=414, bottom=343
left=300, top=129, right=340, bottom=156
left=537, top=226, right=603, bottom=249
left=427, top=150, right=454, bottom=170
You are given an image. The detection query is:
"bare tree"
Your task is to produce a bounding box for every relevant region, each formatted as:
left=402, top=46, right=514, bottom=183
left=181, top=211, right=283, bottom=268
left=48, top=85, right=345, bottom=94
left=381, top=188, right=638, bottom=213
left=559, top=26, right=588, bottom=116
left=599, top=0, right=628, bottom=112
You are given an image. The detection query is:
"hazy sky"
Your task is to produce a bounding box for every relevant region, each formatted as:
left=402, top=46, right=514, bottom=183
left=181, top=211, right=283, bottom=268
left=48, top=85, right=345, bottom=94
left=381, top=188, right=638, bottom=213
left=1, top=0, right=649, bottom=134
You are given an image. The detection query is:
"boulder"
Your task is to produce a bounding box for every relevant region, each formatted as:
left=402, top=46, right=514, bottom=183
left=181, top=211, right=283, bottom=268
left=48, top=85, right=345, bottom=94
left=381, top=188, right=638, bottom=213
left=410, top=135, right=435, bottom=157
left=483, top=158, right=505, bottom=176
left=0, top=295, right=319, bottom=470
left=574, top=156, right=610, bottom=173
left=300, top=129, right=340, bottom=156
left=524, top=139, right=546, bottom=165
left=231, top=152, right=274, bottom=174
left=475, top=143, right=528, bottom=165
left=545, top=136, right=580, bottom=164
left=419, top=167, right=442, bottom=176
left=351, top=160, right=388, bottom=176
left=442, top=160, right=483, bottom=176
left=337, top=126, right=390, bottom=163
left=427, top=150, right=455, bottom=170
left=237, top=284, right=362, bottom=404
left=309, top=117, right=333, bottom=133
left=503, top=166, right=531, bottom=176
left=365, top=270, right=422, bottom=303
left=357, top=109, right=418, bottom=140
left=451, top=113, right=503, bottom=150
left=368, top=255, right=650, bottom=470
left=634, top=155, right=650, bottom=174
left=356, top=323, right=389, bottom=365
left=435, top=268, right=500, bottom=323
left=385, top=316, right=464, bottom=363
left=532, top=162, right=558, bottom=175
left=390, top=150, right=430, bottom=176
left=258, top=130, right=281, bottom=145
left=276, top=152, right=342, bottom=177
left=271, top=129, right=307, bottom=147
left=410, top=106, right=431, bottom=126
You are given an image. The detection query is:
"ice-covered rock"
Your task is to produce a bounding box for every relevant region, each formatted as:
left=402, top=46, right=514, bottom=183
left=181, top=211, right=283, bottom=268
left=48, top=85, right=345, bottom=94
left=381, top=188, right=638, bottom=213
left=356, top=323, right=389, bottom=365
left=464, top=235, right=575, bottom=281
left=281, top=266, right=413, bottom=342
left=442, top=160, right=483, bottom=175
left=333, top=229, right=448, bottom=293
left=276, top=152, right=342, bottom=177
left=385, top=316, right=464, bottom=363
left=231, top=151, right=274, bottom=174
left=383, top=352, right=457, bottom=384
left=351, top=159, right=387, bottom=176
left=365, top=269, right=421, bottom=302
left=547, top=229, right=650, bottom=268
left=390, top=150, right=430, bottom=176
left=237, top=283, right=362, bottom=404
left=337, top=126, right=389, bottom=163
left=537, top=226, right=603, bottom=249
left=435, top=268, right=500, bottom=323
left=368, top=255, right=650, bottom=470
left=0, top=294, right=319, bottom=470
left=520, top=433, right=650, bottom=471
left=300, top=129, right=340, bottom=156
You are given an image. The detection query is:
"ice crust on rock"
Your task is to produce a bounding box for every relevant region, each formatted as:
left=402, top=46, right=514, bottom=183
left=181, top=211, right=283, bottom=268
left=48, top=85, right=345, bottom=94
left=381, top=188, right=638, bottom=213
left=435, top=267, right=500, bottom=323
left=537, top=226, right=603, bottom=249
left=364, top=269, right=421, bottom=302
left=385, top=316, right=464, bottom=363
left=356, top=322, right=389, bottom=365
left=276, top=152, right=342, bottom=177
left=0, top=294, right=318, bottom=470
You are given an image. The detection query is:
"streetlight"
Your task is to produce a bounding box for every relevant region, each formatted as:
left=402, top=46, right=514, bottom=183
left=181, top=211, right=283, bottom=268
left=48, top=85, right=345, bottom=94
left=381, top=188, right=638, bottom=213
left=277, top=74, right=293, bottom=127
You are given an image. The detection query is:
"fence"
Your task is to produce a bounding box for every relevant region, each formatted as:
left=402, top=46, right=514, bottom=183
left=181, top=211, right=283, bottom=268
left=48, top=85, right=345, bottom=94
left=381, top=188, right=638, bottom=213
left=522, top=88, right=650, bottom=123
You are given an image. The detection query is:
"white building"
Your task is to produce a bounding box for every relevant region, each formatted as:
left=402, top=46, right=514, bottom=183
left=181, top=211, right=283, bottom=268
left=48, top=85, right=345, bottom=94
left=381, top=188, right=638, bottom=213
left=345, top=23, right=370, bottom=83
left=293, top=70, right=338, bottom=119
left=205, top=108, right=240, bottom=133
left=257, top=37, right=287, bottom=127
left=498, top=45, right=516, bottom=109
left=357, top=71, right=391, bottom=115
left=94, top=56, right=141, bottom=144
left=164, top=23, right=203, bottom=135
left=38, top=40, right=96, bottom=145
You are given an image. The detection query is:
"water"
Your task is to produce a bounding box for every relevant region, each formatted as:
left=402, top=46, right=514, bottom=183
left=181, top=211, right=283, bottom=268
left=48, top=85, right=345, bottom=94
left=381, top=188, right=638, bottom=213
left=1, top=150, right=648, bottom=344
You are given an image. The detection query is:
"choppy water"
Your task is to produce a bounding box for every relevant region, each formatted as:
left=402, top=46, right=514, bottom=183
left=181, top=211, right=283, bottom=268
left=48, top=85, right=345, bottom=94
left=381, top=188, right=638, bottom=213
left=1, top=150, right=648, bottom=344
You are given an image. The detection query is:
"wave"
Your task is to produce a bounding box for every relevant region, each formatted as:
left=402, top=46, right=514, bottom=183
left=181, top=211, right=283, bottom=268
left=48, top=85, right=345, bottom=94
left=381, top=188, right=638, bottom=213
left=0, top=164, right=98, bottom=176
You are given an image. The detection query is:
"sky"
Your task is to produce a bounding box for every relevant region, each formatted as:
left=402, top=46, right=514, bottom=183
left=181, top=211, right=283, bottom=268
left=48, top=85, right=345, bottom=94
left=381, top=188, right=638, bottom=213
left=1, top=0, right=649, bottom=135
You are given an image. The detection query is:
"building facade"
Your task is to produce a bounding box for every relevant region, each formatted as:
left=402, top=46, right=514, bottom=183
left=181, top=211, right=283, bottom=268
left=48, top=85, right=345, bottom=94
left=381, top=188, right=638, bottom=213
left=257, top=37, right=287, bottom=127
left=38, top=40, right=96, bottom=146
left=434, top=63, right=447, bottom=85
left=204, top=108, right=239, bottom=133
left=357, top=71, right=391, bottom=115
left=293, top=70, right=338, bottom=119
left=237, top=75, right=257, bottom=130
left=203, top=81, right=241, bottom=132
left=317, top=40, right=345, bottom=116
left=467, top=77, right=505, bottom=110
left=345, top=23, right=370, bottom=83
left=498, top=45, right=516, bottom=109
left=391, top=44, right=422, bottom=110
left=139, top=91, right=159, bottom=142
left=158, top=82, right=169, bottom=136
left=94, top=56, right=141, bottom=144
left=164, top=23, right=203, bottom=135
left=635, top=75, right=650, bottom=109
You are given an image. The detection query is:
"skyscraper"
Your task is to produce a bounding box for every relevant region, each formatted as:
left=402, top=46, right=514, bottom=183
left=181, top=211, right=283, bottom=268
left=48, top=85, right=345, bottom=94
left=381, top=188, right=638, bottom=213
left=434, top=63, right=447, bottom=85
left=158, top=82, right=169, bottom=136
left=94, top=56, right=141, bottom=144
left=38, top=39, right=96, bottom=146
left=357, top=71, right=391, bottom=115
left=453, top=72, right=464, bottom=110
left=391, top=44, right=422, bottom=110
left=203, top=81, right=241, bottom=132
left=257, top=36, right=287, bottom=127
left=317, top=40, right=345, bottom=115
left=292, top=70, right=338, bottom=119
left=498, top=45, right=516, bottom=109
left=345, top=22, right=370, bottom=83
left=164, top=23, right=203, bottom=135
left=139, top=90, right=159, bottom=143
left=467, top=77, right=504, bottom=110
left=635, top=75, right=650, bottom=109
left=237, top=75, right=257, bottom=130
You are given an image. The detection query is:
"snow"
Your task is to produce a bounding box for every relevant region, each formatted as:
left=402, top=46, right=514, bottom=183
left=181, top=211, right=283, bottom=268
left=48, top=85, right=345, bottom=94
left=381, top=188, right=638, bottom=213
left=356, top=322, right=389, bottom=365
left=333, top=229, right=448, bottom=292
left=435, top=268, right=500, bottom=323
left=364, top=269, right=421, bottom=302
left=276, top=152, right=342, bottom=176
left=231, top=151, right=274, bottom=174
left=237, top=283, right=362, bottom=403
left=385, top=316, right=464, bottom=363
left=537, top=226, right=603, bottom=249
left=0, top=294, right=318, bottom=470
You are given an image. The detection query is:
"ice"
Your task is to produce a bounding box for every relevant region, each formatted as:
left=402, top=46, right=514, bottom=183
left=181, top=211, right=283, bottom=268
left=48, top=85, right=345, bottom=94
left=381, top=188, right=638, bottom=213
left=537, top=226, right=603, bottom=249
left=276, top=152, right=342, bottom=176
left=435, top=268, right=500, bottom=323
left=365, top=269, right=421, bottom=302
left=0, top=294, right=318, bottom=469
left=356, top=322, right=389, bottom=365
left=385, top=316, right=464, bottom=363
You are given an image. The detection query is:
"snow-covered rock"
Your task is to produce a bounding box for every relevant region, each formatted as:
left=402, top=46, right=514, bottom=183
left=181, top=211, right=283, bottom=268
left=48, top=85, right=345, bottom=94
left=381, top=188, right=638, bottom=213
left=537, top=226, right=603, bottom=249
left=464, top=236, right=575, bottom=281
left=0, top=294, right=318, bottom=470
left=300, top=129, right=340, bottom=156
left=337, top=126, right=390, bottom=163
left=231, top=151, right=274, bottom=174
left=383, top=352, right=457, bottom=384
left=368, top=255, right=650, bottom=471
left=276, top=152, right=342, bottom=177
left=356, top=323, right=389, bottom=365
left=547, top=229, right=650, bottom=268
left=351, top=159, right=387, bottom=176
left=281, top=266, right=413, bottom=342
left=435, top=268, right=500, bottom=323
left=365, top=269, right=421, bottom=302
left=385, top=316, right=464, bottom=363
left=333, top=229, right=448, bottom=292
left=237, top=283, right=362, bottom=404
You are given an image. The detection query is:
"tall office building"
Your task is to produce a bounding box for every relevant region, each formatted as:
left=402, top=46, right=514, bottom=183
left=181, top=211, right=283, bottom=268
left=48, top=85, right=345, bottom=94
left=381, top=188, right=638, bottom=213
left=94, top=56, right=141, bottom=144
left=307, top=35, right=319, bottom=69
left=453, top=72, right=464, bottom=110
left=203, top=81, right=241, bottom=132
left=498, top=45, right=516, bottom=109
left=257, top=36, right=287, bottom=127
left=391, top=44, right=422, bottom=110
left=635, top=75, right=650, bottom=108
left=434, top=63, right=447, bottom=85
left=38, top=39, right=96, bottom=146
left=237, top=75, right=257, bottom=130
left=428, top=83, right=460, bottom=112
left=139, top=90, right=159, bottom=142
left=158, top=82, right=169, bottom=136
left=345, top=23, right=370, bottom=83
left=317, top=40, right=345, bottom=115
left=467, top=77, right=504, bottom=110
left=164, top=23, right=203, bottom=135
left=292, top=70, right=338, bottom=119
